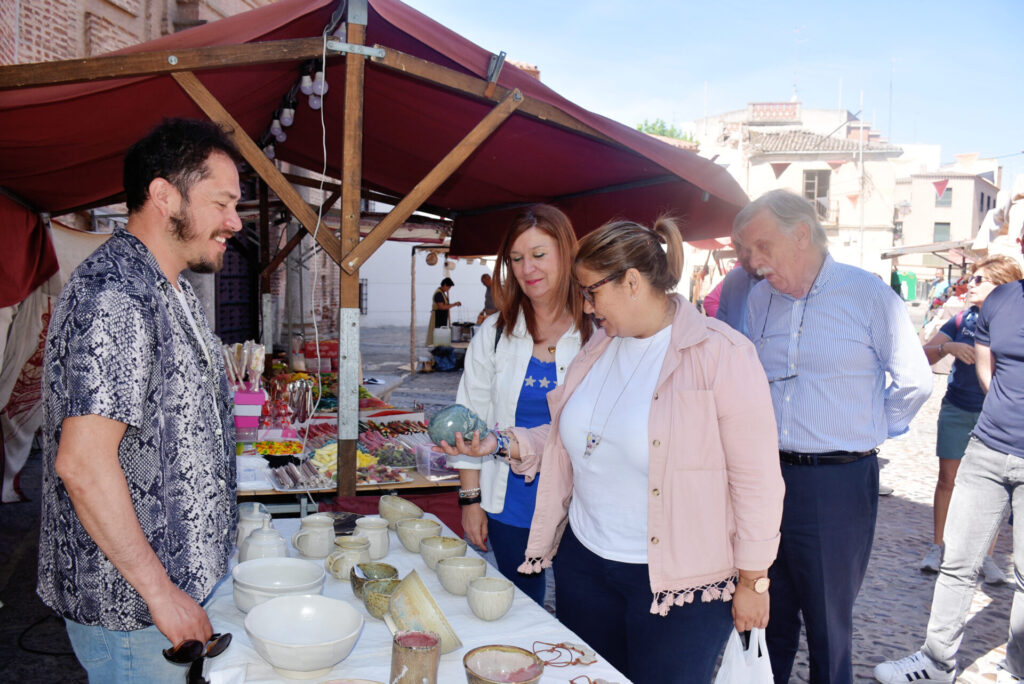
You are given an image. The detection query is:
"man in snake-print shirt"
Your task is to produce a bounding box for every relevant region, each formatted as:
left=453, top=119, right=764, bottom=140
left=38, top=119, right=242, bottom=682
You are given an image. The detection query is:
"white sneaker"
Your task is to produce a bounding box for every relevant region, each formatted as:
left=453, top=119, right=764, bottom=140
left=983, top=555, right=1008, bottom=585
left=920, top=543, right=943, bottom=573
left=874, top=651, right=956, bottom=683
left=879, top=484, right=894, bottom=496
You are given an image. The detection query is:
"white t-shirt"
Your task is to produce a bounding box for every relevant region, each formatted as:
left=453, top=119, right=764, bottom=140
left=559, top=325, right=672, bottom=563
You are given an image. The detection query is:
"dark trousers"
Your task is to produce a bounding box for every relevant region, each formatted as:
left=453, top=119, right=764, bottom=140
left=486, top=516, right=546, bottom=606
left=554, top=526, right=733, bottom=683
left=767, top=454, right=879, bottom=684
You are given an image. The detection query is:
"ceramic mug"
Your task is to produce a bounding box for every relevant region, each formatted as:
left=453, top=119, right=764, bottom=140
left=236, top=511, right=270, bottom=548
left=354, top=516, right=390, bottom=560
left=325, top=546, right=371, bottom=581
left=291, top=514, right=335, bottom=559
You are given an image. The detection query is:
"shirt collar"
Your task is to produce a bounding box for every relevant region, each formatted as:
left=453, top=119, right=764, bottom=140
left=113, top=227, right=188, bottom=294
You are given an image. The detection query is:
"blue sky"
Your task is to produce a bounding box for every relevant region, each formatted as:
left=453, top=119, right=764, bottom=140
left=402, top=0, right=1024, bottom=184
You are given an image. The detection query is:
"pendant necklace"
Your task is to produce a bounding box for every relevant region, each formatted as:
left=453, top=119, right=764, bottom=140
left=583, top=336, right=656, bottom=458
left=547, top=345, right=557, bottom=355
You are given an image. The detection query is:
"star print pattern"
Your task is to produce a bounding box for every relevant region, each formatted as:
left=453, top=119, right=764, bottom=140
left=538, top=377, right=551, bottom=388
left=525, top=376, right=536, bottom=386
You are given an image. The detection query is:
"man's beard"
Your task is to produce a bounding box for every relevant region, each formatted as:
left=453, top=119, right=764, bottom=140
left=170, top=205, right=222, bottom=274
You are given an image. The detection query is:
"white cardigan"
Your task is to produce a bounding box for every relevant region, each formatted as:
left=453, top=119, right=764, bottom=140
left=449, top=311, right=582, bottom=514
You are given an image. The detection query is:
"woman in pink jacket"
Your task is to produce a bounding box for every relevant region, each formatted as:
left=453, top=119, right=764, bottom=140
left=445, top=217, right=784, bottom=682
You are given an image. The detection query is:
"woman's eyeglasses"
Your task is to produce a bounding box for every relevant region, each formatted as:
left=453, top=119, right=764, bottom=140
left=579, top=270, right=624, bottom=304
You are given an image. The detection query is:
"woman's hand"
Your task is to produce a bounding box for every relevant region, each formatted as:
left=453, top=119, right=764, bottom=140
left=731, top=583, right=770, bottom=632
left=439, top=430, right=497, bottom=458
left=946, top=341, right=976, bottom=365
left=461, top=504, right=489, bottom=550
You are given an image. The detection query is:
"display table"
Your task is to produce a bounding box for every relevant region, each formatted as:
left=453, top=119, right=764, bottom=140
left=206, top=515, right=628, bottom=683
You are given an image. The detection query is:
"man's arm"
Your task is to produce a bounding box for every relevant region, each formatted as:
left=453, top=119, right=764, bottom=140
left=873, top=288, right=933, bottom=437
left=975, top=343, right=993, bottom=393
left=55, top=414, right=212, bottom=646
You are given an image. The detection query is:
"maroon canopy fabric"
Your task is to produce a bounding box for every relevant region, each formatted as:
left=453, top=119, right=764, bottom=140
left=0, top=0, right=746, bottom=261
left=0, top=195, right=59, bottom=308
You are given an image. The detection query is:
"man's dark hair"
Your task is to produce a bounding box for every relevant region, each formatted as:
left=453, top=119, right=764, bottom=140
left=441, top=277, right=455, bottom=287
left=123, top=118, right=242, bottom=214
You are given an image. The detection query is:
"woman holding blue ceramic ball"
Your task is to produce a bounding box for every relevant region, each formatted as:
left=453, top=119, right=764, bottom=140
left=446, top=204, right=591, bottom=606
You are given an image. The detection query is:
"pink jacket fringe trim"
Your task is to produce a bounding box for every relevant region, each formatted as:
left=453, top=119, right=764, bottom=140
left=649, top=579, right=737, bottom=616
left=518, top=558, right=551, bottom=574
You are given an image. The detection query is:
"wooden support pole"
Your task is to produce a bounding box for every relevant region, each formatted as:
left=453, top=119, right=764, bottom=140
left=336, top=18, right=368, bottom=499
left=340, top=88, right=524, bottom=275
left=259, top=190, right=341, bottom=279
left=258, top=179, right=271, bottom=295
left=171, top=71, right=347, bottom=267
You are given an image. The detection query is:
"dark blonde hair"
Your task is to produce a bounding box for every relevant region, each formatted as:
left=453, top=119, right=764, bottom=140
left=574, top=216, right=684, bottom=293
left=494, top=204, right=592, bottom=343
left=973, top=254, right=1023, bottom=286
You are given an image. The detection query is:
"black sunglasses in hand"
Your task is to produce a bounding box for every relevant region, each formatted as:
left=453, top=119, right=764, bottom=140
left=162, top=631, right=232, bottom=664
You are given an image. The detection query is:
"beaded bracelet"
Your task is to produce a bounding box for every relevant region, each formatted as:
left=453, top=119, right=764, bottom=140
left=491, top=430, right=511, bottom=461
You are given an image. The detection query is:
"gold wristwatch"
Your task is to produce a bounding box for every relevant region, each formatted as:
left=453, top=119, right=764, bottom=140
left=738, top=575, right=770, bottom=594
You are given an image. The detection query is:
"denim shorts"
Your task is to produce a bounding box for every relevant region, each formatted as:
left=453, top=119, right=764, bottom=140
left=936, top=397, right=981, bottom=461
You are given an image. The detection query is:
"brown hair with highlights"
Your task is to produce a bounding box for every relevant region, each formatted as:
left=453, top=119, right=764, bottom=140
left=973, top=254, right=1023, bottom=286
left=574, top=216, right=684, bottom=293
left=493, top=204, right=592, bottom=343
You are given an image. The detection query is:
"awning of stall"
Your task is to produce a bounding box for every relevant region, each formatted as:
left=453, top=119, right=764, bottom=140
left=0, top=0, right=746, bottom=268
left=879, top=239, right=982, bottom=266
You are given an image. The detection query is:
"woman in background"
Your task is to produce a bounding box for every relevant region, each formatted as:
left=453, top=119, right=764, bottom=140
left=448, top=204, right=591, bottom=606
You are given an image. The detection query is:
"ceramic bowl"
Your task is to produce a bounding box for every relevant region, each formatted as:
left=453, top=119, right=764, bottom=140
left=232, top=557, right=325, bottom=613
left=396, top=518, right=441, bottom=553
left=419, top=535, right=467, bottom=571
left=244, top=594, right=363, bottom=679
left=362, top=578, right=401, bottom=620
left=385, top=569, right=462, bottom=654
left=350, top=562, right=399, bottom=600
left=379, top=494, right=424, bottom=529
left=437, top=556, right=486, bottom=596
left=466, top=577, right=514, bottom=621
left=463, top=645, right=544, bottom=684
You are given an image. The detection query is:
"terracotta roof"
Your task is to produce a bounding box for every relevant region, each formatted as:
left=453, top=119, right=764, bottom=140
left=748, top=130, right=901, bottom=155
left=648, top=133, right=699, bottom=152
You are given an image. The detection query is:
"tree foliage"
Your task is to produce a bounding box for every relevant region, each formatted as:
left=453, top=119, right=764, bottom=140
left=636, top=118, right=695, bottom=143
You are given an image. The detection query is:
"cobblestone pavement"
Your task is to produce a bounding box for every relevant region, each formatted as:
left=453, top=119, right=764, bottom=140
left=363, top=320, right=1019, bottom=682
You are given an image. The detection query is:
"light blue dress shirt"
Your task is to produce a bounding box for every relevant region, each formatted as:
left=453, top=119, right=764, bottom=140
left=715, top=266, right=759, bottom=336
left=745, top=254, right=932, bottom=453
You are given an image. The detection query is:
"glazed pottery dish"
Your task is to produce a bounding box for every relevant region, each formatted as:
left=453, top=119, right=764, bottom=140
left=354, top=516, right=391, bottom=560
left=231, top=557, right=325, bottom=613
left=396, top=518, right=441, bottom=553
left=463, top=645, right=544, bottom=684
left=379, top=494, right=424, bottom=529
left=426, top=404, right=489, bottom=447
left=362, top=578, right=401, bottom=620
left=418, top=535, right=467, bottom=570
left=326, top=546, right=371, bottom=581
left=436, top=556, right=486, bottom=596
left=466, top=577, right=514, bottom=621
left=244, top=594, right=363, bottom=679
left=350, top=562, right=399, bottom=600
left=291, top=513, right=336, bottom=559
left=385, top=570, right=462, bottom=654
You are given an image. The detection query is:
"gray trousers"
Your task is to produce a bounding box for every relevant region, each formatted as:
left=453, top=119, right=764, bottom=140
left=923, top=436, right=1022, bottom=674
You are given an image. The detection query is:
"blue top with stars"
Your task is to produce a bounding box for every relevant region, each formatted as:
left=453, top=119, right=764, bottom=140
left=490, top=355, right=555, bottom=527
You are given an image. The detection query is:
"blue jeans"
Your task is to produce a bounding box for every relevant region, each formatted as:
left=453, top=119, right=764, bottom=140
left=65, top=618, right=187, bottom=683
left=923, top=436, right=1022, bottom=674
left=767, top=453, right=879, bottom=684
left=554, top=526, right=733, bottom=683
left=486, top=516, right=546, bottom=606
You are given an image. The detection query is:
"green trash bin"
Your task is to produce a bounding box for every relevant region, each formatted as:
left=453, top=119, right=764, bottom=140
left=896, top=271, right=918, bottom=301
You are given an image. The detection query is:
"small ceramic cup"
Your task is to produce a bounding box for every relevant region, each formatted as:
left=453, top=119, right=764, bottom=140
left=354, top=516, right=391, bottom=560
left=396, top=518, right=441, bottom=553
left=390, top=630, right=440, bottom=684
left=466, top=576, right=514, bottom=621
left=418, top=536, right=467, bottom=571
left=325, top=547, right=371, bottom=581
left=363, top=578, right=402, bottom=620
left=437, top=556, right=486, bottom=596
left=334, top=534, right=372, bottom=553
left=290, top=513, right=336, bottom=559
left=350, top=561, right=399, bottom=600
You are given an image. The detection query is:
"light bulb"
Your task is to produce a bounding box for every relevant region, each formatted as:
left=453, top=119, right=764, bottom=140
left=312, top=71, right=329, bottom=96
left=299, top=74, right=314, bottom=95
left=274, top=130, right=287, bottom=143
left=308, top=95, right=322, bottom=110
left=269, top=119, right=283, bottom=136
left=280, top=108, right=295, bottom=127
left=264, top=144, right=275, bottom=159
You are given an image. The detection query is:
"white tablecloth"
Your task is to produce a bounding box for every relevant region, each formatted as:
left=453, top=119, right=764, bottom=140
left=206, top=515, right=629, bottom=683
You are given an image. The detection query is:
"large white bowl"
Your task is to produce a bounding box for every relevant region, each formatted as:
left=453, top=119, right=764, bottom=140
left=245, top=594, right=364, bottom=679
left=232, top=557, right=326, bottom=613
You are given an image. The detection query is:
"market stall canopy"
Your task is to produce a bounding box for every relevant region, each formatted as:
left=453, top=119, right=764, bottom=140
left=0, top=0, right=746, bottom=264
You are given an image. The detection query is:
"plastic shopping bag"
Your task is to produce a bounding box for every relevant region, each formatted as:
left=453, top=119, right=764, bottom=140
left=714, top=628, right=773, bottom=684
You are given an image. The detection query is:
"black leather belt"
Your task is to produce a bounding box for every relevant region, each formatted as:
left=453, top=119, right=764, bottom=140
left=779, top=449, right=877, bottom=466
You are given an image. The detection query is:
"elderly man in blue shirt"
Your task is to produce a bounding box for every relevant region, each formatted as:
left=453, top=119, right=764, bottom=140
left=735, top=189, right=932, bottom=684
left=715, top=235, right=762, bottom=336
